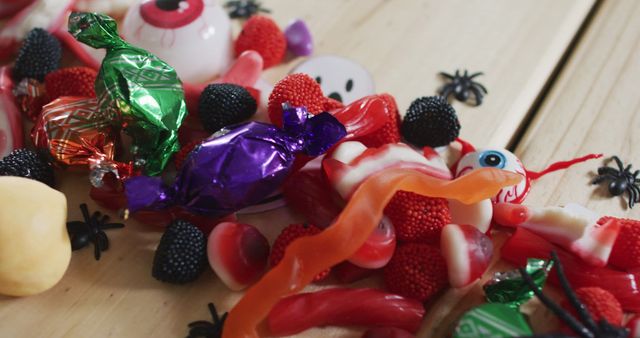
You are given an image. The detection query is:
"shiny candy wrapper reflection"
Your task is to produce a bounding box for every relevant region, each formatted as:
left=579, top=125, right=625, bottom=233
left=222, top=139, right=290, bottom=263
left=484, top=258, right=553, bottom=309
left=32, top=96, right=132, bottom=187
left=453, top=303, right=533, bottom=337
left=68, top=12, right=187, bottom=176
left=125, top=106, right=346, bottom=218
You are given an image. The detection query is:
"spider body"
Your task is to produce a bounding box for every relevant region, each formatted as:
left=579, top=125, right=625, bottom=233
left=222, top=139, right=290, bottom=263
left=66, top=204, right=124, bottom=260
left=591, top=156, right=640, bottom=208
left=224, top=0, right=270, bottom=19
left=187, top=303, right=227, bottom=338
left=439, top=69, right=488, bottom=106
left=519, top=252, right=628, bottom=338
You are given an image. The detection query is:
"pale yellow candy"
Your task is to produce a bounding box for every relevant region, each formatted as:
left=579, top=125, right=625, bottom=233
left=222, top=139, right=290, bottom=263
left=0, top=176, right=70, bottom=296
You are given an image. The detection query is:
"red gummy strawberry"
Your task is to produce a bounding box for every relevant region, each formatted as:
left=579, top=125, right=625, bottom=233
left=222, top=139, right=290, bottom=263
left=383, top=243, right=448, bottom=302
left=561, top=287, right=623, bottom=326
left=234, top=15, right=286, bottom=69
left=270, top=223, right=330, bottom=282
left=358, top=93, right=401, bottom=147
left=174, top=140, right=200, bottom=170
left=268, top=73, right=326, bottom=127
left=598, top=216, right=640, bottom=270
left=44, top=66, right=97, bottom=101
left=384, top=191, right=452, bottom=243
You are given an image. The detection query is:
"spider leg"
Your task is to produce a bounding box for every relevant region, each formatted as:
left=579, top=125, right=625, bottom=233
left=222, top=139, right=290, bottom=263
left=440, top=85, right=454, bottom=100
left=463, top=69, right=468, bottom=78
left=591, top=174, right=616, bottom=185
left=468, top=72, right=484, bottom=79
left=208, top=303, right=220, bottom=323
left=551, top=251, right=598, bottom=334
left=469, top=86, right=484, bottom=106
left=454, top=69, right=460, bottom=78
left=101, top=222, right=125, bottom=230
left=612, top=156, right=625, bottom=172
left=628, top=187, right=638, bottom=209
left=66, top=221, right=86, bottom=234
left=518, top=265, right=593, bottom=338
left=630, top=183, right=640, bottom=201
left=80, top=203, right=91, bottom=223
left=633, top=170, right=640, bottom=179
left=598, top=166, right=620, bottom=176
left=473, top=81, right=488, bottom=94
left=98, top=232, right=110, bottom=251
left=439, top=72, right=454, bottom=80
left=94, top=238, right=101, bottom=260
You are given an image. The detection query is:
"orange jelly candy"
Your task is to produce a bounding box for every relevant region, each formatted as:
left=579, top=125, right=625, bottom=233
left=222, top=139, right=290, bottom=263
left=222, top=167, right=522, bottom=338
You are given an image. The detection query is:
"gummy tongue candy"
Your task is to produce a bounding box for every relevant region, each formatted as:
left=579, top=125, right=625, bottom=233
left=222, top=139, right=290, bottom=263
left=125, top=105, right=346, bottom=218
left=68, top=12, right=187, bottom=176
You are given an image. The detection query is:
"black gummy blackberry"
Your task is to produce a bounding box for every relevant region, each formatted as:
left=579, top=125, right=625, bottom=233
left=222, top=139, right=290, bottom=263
left=13, top=28, right=62, bottom=82
left=198, top=83, right=257, bottom=133
left=152, top=220, right=207, bottom=284
left=0, top=148, right=55, bottom=186
left=401, top=96, right=461, bottom=147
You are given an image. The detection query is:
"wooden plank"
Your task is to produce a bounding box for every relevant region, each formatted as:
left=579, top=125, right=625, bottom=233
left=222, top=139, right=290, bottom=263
left=423, top=1, right=640, bottom=336
left=516, top=0, right=640, bottom=219
left=0, top=1, right=594, bottom=337
left=265, top=0, right=594, bottom=147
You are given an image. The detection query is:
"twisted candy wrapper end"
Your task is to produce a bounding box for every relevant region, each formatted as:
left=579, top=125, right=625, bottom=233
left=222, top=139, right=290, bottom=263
left=124, top=106, right=345, bottom=217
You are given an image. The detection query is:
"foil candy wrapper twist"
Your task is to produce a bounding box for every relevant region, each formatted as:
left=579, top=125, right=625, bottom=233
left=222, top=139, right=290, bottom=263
left=68, top=11, right=187, bottom=176
left=32, top=96, right=134, bottom=187
left=484, top=258, right=553, bottom=309
left=125, top=105, right=347, bottom=218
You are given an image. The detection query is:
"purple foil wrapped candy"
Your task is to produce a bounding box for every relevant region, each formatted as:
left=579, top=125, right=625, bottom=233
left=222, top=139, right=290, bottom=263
left=124, top=105, right=346, bottom=218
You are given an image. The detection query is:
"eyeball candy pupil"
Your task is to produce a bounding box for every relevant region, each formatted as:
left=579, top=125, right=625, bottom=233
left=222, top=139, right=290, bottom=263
left=156, top=0, right=184, bottom=11
left=479, top=150, right=506, bottom=169
left=315, top=76, right=322, bottom=84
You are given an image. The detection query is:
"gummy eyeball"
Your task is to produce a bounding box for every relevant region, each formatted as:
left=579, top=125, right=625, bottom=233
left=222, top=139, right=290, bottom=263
left=455, top=148, right=528, bottom=203
left=292, top=55, right=374, bottom=104
left=122, top=0, right=232, bottom=84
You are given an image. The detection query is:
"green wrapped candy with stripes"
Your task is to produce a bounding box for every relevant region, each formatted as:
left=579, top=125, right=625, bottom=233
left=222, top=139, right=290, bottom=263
left=68, top=12, right=187, bottom=176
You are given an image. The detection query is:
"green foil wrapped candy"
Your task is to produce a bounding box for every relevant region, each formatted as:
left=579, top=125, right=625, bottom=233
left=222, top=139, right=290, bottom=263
left=453, top=303, right=533, bottom=338
left=484, top=258, right=553, bottom=309
left=68, top=12, right=187, bottom=175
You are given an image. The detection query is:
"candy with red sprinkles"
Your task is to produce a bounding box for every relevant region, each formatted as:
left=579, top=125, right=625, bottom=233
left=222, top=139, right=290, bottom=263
left=44, top=66, right=97, bottom=101
left=384, top=191, right=452, bottom=243
left=383, top=243, right=448, bottom=302
left=268, top=73, right=326, bottom=127
left=234, top=15, right=286, bottom=69
left=270, top=223, right=330, bottom=282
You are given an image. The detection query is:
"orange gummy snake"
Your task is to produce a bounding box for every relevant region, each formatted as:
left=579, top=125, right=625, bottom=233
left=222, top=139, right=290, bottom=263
left=222, top=167, right=522, bottom=338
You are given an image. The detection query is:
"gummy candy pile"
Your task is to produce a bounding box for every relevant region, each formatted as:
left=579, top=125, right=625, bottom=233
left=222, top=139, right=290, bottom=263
left=0, top=1, right=639, bottom=338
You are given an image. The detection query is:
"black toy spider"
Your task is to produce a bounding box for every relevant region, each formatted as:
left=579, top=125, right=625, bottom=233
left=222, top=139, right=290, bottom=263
left=439, top=69, right=488, bottom=106
left=224, top=0, right=270, bottom=19
left=591, top=155, right=640, bottom=208
left=66, top=203, right=124, bottom=261
left=186, top=303, right=228, bottom=338
left=518, top=251, right=628, bottom=338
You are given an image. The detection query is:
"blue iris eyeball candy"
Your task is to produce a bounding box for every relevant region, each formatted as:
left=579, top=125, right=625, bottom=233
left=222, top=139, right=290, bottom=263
left=455, top=148, right=528, bottom=203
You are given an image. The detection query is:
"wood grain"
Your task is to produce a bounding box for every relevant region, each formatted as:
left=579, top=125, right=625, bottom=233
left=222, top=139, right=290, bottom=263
left=425, top=1, right=640, bottom=336
left=516, top=0, right=640, bottom=220
left=0, top=0, right=597, bottom=337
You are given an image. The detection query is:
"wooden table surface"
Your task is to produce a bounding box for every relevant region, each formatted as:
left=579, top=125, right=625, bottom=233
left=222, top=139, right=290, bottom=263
left=4, top=0, right=640, bottom=337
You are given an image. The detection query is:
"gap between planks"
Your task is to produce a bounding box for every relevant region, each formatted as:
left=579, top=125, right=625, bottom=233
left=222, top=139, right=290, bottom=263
left=507, top=0, right=603, bottom=152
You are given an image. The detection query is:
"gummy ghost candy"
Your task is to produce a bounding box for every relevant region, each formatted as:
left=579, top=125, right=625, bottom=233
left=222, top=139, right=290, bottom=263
left=292, top=55, right=374, bottom=104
